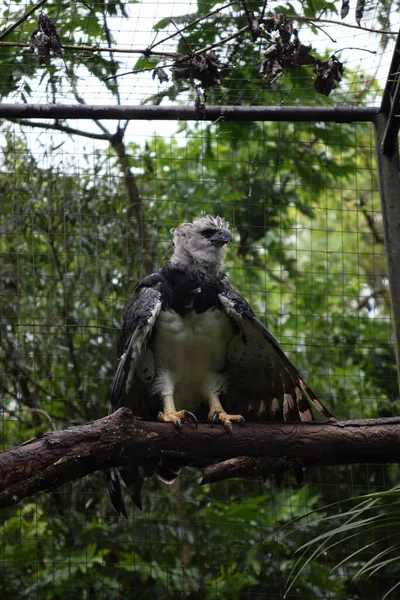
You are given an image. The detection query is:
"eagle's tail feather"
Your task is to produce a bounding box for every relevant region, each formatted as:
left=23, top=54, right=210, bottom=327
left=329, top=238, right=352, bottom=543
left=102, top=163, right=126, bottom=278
left=283, top=390, right=303, bottom=422
left=299, top=379, right=338, bottom=422
left=281, top=367, right=314, bottom=422
left=109, top=350, right=129, bottom=411
left=107, top=459, right=175, bottom=514
left=119, top=466, right=144, bottom=510
left=156, top=457, right=188, bottom=484
left=294, top=385, right=314, bottom=422
left=105, top=469, right=128, bottom=518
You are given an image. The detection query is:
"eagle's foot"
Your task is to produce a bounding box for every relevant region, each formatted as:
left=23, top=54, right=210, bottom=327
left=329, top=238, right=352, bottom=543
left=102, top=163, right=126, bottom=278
left=209, top=409, right=245, bottom=433
left=157, top=410, right=198, bottom=430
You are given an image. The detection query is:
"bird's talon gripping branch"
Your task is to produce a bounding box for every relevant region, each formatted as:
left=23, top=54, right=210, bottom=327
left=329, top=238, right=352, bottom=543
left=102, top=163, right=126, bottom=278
left=209, top=408, right=245, bottom=432
left=183, top=410, right=198, bottom=428
left=157, top=409, right=197, bottom=429
left=211, top=410, right=219, bottom=428
left=208, top=394, right=245, bottom=432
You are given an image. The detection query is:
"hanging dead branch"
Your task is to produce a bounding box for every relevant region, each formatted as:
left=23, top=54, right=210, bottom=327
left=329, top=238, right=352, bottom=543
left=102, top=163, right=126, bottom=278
left=2, top=408, right=400, bottom=511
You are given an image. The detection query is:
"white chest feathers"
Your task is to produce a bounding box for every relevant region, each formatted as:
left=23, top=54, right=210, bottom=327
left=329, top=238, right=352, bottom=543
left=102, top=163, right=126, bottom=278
left=149, top=308, right=234, bottom=406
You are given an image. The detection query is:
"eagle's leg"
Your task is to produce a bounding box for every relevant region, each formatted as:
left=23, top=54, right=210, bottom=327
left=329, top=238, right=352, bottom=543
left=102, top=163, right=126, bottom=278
left=157, top=395, right=198, bottom=429
left=207, top=394, right=245, bottom=433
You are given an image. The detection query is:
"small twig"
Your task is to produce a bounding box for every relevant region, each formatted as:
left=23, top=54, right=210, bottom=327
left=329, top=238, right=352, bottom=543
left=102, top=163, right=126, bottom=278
left=101, top=63, right=174, bottom=83
left=148, top=1, right=236, bottom=52
left=0, top=41, right=179, bottom=55
left=334, top=46, right=377, bottom=55
left=79, top=0, right=94, bottom=13
left=6, top=117, right=112, bottom=141
left=1, top=406, right=58, bottom=431
left=27, top=408, right=58, bottom=431
left=241, top=0, right=256, bottom=33
left=170, top=19, right=194, bottom=56
left=193, top=26, right=249, bottom=56
left=309, top=22, right=337, bottom=43
left=0, top=0, right=48, bottom=42
left=285, top=14, right=395, bottom=35
left=259, top=0, right=268, bottom=23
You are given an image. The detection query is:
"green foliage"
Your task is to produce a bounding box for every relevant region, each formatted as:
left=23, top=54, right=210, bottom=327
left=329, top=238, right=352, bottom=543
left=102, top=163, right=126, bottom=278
left=0, top=111, right=397, bottom=598
left=0, top=0, right=128, bottom=101
left=0, top=1, right=397, bottom=594
left=284, top=481, right=400, bottom=599
left=0, top=0, right=384, bottom=105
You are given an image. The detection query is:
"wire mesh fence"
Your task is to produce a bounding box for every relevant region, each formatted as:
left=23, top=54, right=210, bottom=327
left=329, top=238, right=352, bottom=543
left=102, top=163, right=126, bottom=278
left=1, top=113, right=399, bottom=598
left=1, top=0, right=400, bottom=597
left=1, top=0, right=399, bottom=107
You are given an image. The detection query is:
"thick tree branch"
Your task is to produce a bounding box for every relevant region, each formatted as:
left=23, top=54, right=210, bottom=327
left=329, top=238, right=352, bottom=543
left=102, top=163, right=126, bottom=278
left=109, top=130, right=153, bottom=270
left=2, top=409, right=400, bottom=510
left=358, top=195, right=384, bottom=245
left=6, top=117, right=112, bottom=141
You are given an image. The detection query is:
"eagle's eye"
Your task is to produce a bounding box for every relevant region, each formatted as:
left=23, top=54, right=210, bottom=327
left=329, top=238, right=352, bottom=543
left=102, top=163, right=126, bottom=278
left=201, top=228, right=216, bottom=239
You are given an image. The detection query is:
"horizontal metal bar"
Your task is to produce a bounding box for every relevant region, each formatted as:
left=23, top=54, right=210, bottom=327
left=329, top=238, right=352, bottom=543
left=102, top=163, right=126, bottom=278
left=0, top=103, right=379, bottom=122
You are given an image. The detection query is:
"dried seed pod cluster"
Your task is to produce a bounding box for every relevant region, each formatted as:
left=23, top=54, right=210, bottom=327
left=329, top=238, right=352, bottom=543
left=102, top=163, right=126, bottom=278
left=171, top=51, right=224, bottom=90
left=259, top=14, right=343, bottom=95
left=29, top=14, right=62, bottom=65
left=314, top=55, right=344, bottom=96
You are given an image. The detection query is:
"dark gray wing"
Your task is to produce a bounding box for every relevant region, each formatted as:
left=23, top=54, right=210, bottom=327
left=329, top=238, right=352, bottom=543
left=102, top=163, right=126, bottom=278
left=107, top=283, right=162, bottom=516
left=110, top=284, right=162, bottom=416
left=218, top=283, right=336, bottom=423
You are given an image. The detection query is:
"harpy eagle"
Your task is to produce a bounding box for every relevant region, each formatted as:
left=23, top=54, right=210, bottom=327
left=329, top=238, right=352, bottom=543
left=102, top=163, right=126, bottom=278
left=107, top=215, right=335, bottom=515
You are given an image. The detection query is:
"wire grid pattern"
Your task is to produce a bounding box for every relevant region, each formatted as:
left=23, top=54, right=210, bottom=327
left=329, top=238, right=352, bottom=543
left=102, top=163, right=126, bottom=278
left=1, top=117, right=398, bottom=598
left=0, top=0, right=399, bottom=107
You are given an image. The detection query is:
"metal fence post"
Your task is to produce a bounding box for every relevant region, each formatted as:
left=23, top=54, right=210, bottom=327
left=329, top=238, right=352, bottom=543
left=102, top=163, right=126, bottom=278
left=374, top=112, right=400, bottom=393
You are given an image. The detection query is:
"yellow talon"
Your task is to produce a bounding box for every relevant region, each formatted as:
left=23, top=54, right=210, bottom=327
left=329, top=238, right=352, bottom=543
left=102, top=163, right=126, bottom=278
left=207, top=394, right=245, bottom=432
left=208, top=409, right=245, bottom=432
left=157, top=409, right=198, bottom=429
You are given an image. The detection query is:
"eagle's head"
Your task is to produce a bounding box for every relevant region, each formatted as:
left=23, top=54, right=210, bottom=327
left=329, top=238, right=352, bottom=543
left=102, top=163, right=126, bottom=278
left=170, top=215, right=232, bottom=274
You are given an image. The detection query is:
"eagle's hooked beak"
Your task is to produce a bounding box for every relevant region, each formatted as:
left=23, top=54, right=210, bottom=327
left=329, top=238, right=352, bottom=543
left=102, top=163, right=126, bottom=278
left=210, top=229, right=232, bottom=248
